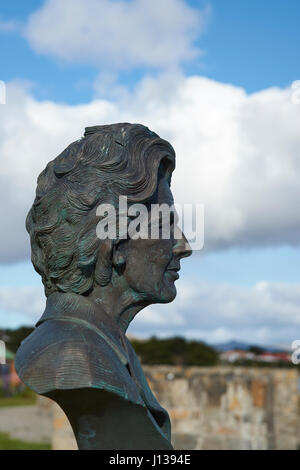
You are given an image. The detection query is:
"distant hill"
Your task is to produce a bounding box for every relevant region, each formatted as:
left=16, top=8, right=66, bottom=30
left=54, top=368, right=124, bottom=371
left=212, top=340, right=289, bottom=354
left=213, top=340, right=251, bottom=352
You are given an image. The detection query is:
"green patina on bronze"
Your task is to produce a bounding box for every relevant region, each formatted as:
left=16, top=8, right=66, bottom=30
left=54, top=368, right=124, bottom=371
left=15, top=123, right=192, bottom=450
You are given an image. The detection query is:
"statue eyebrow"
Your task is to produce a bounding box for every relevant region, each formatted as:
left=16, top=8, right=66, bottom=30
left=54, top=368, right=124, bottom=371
left=115, top=140, right=124, bottom=147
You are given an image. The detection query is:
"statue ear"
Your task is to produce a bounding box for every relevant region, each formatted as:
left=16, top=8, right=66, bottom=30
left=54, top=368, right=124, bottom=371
left=112, top=240, right=127, bottom=275
left=94, top=239, right=114, bottom=286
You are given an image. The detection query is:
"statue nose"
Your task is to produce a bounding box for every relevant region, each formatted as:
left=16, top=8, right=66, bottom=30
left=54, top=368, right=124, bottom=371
left=173, top=229, right=192, bottom=259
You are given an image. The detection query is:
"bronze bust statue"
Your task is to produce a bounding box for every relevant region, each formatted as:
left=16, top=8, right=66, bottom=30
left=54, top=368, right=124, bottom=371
left=15, top=123, right=192, bottom=450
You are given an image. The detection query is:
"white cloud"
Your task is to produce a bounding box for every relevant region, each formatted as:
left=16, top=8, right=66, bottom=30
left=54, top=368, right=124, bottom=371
left=136, top=306, right=184, bottom=326
left=23, top=0, right=207, bottom=72
left=130, top=279, right=300, bottom=347
left=0, top=76, right=300, bottom=263
left=0, top=285, right=45, bottom=328
left=1, top=279, right=299, bottom=347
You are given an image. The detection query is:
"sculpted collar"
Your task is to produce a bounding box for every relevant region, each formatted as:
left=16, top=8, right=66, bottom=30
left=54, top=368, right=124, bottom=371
left=36, top=291, right=129, bottom=366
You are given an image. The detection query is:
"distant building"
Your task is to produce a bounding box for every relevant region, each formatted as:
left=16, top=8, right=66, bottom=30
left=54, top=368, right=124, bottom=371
left=257, top=352, right=290, bottom=363
left=220, top=350, right=255, bottom=362
left=0, top=349, right=22, bottom=395
left=220, top=349, right=290, bottom=364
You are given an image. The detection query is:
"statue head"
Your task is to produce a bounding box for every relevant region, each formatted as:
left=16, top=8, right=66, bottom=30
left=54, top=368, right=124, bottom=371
left=27, top=123, right=191, bottom=328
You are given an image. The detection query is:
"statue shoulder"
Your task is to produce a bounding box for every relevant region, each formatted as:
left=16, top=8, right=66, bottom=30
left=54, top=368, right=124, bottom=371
left=15, top=318, right=144, bottom=406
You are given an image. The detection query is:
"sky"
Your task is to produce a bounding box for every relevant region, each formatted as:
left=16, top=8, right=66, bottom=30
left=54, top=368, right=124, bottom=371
left=0, top=0, right=300, bottom=348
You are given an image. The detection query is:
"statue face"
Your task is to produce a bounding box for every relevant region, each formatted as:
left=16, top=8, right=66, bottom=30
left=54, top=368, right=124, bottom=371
left=117, top=176, right=192, bottom=304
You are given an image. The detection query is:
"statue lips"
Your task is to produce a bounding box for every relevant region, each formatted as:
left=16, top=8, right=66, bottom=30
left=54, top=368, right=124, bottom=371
left=165, top=264, right=180, bottom=281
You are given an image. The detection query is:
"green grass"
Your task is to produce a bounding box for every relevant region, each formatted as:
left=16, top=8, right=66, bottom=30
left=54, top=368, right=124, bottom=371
left=0, top=391, right=37, bottom=408
left=0, top=396, right=37, bottom=407
left=0, top=432, right=51, bottom=450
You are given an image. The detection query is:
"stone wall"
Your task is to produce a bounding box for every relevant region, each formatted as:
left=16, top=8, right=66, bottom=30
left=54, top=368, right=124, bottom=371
left=144, top=366, right=299, bottom=450
left=49, top=366, right=299, bottom=450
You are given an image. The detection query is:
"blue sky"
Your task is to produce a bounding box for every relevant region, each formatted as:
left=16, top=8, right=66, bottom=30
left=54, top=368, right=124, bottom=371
left=0, top=0, right=300, bottom=348
left=1, top=246, right=300, bottom=288
left=1, top=0, right=299, bottom=102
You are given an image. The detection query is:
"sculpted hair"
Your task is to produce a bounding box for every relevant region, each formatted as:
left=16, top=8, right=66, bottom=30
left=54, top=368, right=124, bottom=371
left=26, top=123, right=175, bottom=296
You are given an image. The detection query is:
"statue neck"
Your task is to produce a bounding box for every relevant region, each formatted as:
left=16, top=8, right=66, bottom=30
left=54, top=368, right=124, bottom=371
left=88, top=283, right=149, bottom=334
left=38, top=289, right=148, bottom=337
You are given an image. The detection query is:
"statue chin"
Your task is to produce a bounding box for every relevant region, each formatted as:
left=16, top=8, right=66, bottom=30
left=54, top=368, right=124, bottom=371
left=160, top=287, right=177, bottom=304
left=161, top=273, right=179, bottom=302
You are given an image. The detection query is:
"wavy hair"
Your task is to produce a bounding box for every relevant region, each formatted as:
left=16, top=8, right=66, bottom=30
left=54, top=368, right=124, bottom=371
left=26, top=123, right=176, bottom=296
